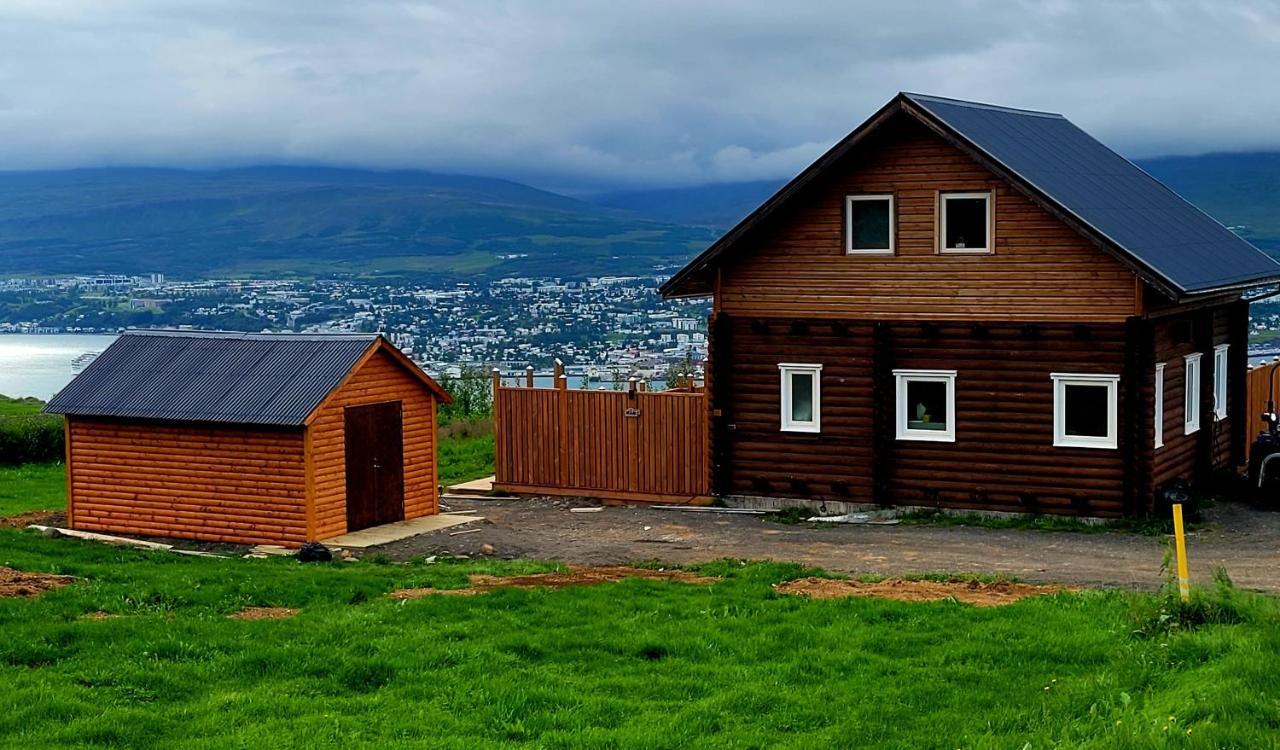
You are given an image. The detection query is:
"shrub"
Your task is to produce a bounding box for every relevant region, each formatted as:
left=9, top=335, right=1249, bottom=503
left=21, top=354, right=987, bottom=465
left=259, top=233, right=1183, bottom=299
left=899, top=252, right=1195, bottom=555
left=437, top=366, right=493, bottom=424
left=0, top=414, right=64, bottom=465
left=1129, top=565, right=1273, bottom=637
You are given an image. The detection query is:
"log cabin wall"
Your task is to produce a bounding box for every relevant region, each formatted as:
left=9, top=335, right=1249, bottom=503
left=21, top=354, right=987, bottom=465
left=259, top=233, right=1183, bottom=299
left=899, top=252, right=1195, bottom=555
left=717, top=315, right=1132, bottom=516
left=1148, top=301, right=1242, bottom=494
left=307, top=347, right=439, bottom=540
left=66, top=418, right=308, bottom=544
left=717, top=115, right=1140, bottom=324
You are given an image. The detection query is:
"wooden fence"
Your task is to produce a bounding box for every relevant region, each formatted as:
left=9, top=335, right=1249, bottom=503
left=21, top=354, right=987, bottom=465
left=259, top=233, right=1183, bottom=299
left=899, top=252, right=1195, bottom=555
left=492, top=366, right=711, bottom=503
left=1245, top=363, right=1275, bottom=461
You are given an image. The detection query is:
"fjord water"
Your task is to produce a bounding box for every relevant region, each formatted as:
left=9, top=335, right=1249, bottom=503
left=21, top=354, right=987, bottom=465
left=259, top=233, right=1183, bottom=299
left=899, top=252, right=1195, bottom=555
left=0, top=334, right=118, bottom=400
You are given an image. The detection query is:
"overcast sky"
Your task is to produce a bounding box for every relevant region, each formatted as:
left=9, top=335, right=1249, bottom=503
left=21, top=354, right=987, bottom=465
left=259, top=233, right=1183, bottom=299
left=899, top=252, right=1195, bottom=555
left=2, top=0, right=1279, bottom=191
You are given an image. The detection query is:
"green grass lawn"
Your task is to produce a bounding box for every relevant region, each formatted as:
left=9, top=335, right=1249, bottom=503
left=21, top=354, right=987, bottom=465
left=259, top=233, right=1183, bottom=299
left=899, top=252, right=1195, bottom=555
left=0, top=463, right=65, bottom=516
left=0, top=394, right=44, bottom=416
left=438, top=433, right=494, bottom=487
left=1, top=530, right=1278, bottom=748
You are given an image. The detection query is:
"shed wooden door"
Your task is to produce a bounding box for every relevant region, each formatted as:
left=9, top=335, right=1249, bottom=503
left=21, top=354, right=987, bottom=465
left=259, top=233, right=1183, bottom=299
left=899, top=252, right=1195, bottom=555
left=344, top=401, right=405, bottom=532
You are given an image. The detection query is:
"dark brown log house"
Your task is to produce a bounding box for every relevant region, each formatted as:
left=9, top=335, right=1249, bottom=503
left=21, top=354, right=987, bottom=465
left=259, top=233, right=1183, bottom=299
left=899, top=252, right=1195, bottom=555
left=661, top=93, right=1280, bottom=518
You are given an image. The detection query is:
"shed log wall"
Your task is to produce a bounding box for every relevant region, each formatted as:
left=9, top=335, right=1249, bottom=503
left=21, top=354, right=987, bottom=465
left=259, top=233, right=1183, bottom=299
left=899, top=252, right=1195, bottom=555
left=307, top=348, right=439, bottom=540
left=717, top=117, right=1139, bottom=322
left=66, top=418, right=308, bottom=544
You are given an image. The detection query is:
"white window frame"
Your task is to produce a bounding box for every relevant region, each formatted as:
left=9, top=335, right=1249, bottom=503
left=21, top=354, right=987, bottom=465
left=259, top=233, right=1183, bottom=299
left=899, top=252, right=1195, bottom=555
left=1154, top=362, right=1165, bottom=449
left=779, top=363, right=822, bottom=433
left=939, top=191, right=993, bottom=254
left=893, top=368, right=957, bottom=442
left=1185, top=353, right=1202, bottom=435
left=1213, top=344, right=1229, bottom=421
left=845, top=194, right=895, bottom=255
left=1051, top=373, right=1119, bottom=449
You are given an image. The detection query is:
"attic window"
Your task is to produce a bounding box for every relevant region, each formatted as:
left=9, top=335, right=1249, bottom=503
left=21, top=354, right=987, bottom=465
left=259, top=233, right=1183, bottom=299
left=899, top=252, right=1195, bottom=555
left=940, top=192, right=992, bottom=254
left=845, top=195, right=894, bottom=254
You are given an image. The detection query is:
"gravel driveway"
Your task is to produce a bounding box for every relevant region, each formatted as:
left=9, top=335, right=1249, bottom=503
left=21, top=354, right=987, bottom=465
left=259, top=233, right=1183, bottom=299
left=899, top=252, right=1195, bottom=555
left=376, top=497, right=1280, bottom=592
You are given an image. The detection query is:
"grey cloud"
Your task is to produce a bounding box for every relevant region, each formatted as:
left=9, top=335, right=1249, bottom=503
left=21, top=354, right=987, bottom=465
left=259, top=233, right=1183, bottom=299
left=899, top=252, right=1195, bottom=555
left=0, top=0, right=1278, bottom=190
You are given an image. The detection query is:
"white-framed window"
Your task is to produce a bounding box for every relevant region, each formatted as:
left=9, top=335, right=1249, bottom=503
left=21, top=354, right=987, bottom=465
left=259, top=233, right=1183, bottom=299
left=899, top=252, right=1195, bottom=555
left=1213, top=344, right=1229, bottom=421
left=894, top=369, right=956, bottom=442
left=1154, top=362, right=1165, bottom=449
left=939, top=191, right=992, bottom=253
left=779, top=363, right=822, bottom=433
left=845, top=194, right=894, bottom=254
left=1184, top=353, right=1202, bottom=435
left=1052, top=373, right=1119, bottom=449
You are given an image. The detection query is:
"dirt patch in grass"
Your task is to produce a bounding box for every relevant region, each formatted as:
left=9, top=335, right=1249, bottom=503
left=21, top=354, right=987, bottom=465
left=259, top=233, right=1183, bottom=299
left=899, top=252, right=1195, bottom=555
left=81, top=611, right=119, bottom=621
left=0, top=511, right=65, bottom=529
left=775, top=577, right=1074, bottom=607
left=228, top=606, right=299, bottom=621
left=0, top=566, right=77, bottom=598
left=390, top=565, right=719, bottom=599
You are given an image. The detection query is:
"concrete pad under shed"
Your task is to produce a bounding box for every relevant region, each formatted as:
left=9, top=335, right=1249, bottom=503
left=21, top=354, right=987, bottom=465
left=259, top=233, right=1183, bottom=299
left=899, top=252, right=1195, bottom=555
left=321, top=513, right=482, bottom=548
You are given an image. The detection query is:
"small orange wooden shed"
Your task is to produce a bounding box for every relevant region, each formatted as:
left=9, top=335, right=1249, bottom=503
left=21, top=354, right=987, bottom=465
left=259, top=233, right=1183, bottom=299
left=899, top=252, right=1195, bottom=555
left=45, top=330, right=452, bottom=546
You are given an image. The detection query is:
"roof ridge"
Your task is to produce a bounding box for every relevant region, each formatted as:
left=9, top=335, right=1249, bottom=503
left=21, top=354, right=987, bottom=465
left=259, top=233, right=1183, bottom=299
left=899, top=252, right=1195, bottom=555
left=902, top=92, right=1064, bottom=119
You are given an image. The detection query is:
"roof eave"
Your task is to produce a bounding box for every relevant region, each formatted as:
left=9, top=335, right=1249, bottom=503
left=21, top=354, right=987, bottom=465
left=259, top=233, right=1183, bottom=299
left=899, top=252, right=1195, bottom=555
left=1181, top=275, right=1280, bottom=299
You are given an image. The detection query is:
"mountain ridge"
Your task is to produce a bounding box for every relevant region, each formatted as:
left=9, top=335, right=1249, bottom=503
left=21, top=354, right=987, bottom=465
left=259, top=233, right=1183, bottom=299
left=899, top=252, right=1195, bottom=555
left=0, top=152, right=1276, bottom=280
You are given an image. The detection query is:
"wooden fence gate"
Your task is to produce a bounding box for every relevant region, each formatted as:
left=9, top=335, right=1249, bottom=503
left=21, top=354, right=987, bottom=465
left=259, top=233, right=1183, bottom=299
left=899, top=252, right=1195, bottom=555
left=492, top=370, right=711, bottom=503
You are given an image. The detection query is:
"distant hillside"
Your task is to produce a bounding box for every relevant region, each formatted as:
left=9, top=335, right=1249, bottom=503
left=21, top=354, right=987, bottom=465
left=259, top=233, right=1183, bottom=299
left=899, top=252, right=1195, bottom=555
left=0, top=167, right=716, bottom=279
left=1138, top=152, right=1280, bottom=252
left=1, top=152, right=1276, bottom=282
left=595, top=153, right=1280, bottom=254
left=591, top=180, right=784, bottom=229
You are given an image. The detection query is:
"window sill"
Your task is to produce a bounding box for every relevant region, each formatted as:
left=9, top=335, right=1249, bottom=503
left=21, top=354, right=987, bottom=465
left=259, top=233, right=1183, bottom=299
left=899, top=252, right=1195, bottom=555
left=939, top=247, right=992, bottom=255
left=845, top=249, right=895, bottom=256
left=897, top=430, right=955, bottom=443
left=781, top=425, right=820, bottom=434
left=1054, top=438, right=1118, bottom=450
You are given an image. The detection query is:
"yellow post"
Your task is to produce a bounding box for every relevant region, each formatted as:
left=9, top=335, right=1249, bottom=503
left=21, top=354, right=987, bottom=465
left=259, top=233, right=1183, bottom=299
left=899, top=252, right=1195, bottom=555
left=1172, top=503, right=1190, bottom=601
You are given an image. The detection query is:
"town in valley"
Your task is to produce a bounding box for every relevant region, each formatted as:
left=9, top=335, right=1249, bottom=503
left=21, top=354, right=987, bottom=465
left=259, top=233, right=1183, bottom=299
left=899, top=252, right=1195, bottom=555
left=0, top=272, right=710, bottom=386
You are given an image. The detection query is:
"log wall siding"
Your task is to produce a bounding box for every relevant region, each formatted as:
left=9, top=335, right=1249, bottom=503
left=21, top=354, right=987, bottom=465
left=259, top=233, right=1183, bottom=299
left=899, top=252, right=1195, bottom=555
left=1149, top=303, right=1238, bottom=492
left=718, top=316, right=1133, bottom=516
left=66, top=418, right=308, bottom=544
left=307, top=348, right=439, bottom=540
left=717, top=117, right=1139, bottom=322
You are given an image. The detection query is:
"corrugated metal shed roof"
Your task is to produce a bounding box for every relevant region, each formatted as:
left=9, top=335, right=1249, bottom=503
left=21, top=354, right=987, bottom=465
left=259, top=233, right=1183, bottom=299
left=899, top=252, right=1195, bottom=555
left=903, top=93, right=1280, bottom=294
left=44, top=330, right=382, bottom=426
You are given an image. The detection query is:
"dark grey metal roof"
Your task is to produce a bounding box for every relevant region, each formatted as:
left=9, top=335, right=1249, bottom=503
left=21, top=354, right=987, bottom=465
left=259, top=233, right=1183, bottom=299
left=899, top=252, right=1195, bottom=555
left=44, top=330, right=381, bottom=426
left=903, top=93, right=1280, bottom=294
